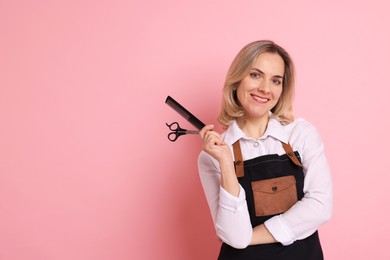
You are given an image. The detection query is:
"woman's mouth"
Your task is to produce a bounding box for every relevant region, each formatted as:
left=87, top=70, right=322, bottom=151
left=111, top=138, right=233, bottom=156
left=251, top=94, right=269, bottom=103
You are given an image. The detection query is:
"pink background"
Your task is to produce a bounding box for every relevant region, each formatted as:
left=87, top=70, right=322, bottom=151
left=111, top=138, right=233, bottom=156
left=1, top=0, right=389, bottom=259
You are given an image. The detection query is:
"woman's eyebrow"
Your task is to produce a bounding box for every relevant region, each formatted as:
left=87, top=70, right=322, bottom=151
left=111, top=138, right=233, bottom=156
left=251, top=68, right=284, bottom=79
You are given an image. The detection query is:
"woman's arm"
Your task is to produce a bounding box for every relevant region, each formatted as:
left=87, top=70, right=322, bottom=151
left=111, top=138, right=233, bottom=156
left=250, top=224, right=277, bottom=245
left=263, top=121, right=333, bottom=246
left=198, top=151, right=253, bottom=249
left=199, top=124, right=240, bottom=196
left=198, top=125, right=253, bottom=249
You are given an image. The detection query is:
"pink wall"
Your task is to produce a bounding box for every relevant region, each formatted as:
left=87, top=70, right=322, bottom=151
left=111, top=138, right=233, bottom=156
left=1, top=0, right=389, bottom=259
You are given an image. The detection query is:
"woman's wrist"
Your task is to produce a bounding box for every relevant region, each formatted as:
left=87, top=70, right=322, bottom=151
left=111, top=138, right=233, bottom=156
left=218, top=157, right=234, bottom=173
left=219, top=156, right=240, bottom=196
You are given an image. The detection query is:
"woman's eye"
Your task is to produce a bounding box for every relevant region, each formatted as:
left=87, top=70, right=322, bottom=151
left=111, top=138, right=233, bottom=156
left=250, top=72, right=260, bottom=78
left=273, top=79, right=282, bottom=85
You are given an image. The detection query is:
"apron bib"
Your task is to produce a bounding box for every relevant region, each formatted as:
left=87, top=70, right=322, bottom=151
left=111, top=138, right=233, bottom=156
left=218, top=141, right=323, bottom=260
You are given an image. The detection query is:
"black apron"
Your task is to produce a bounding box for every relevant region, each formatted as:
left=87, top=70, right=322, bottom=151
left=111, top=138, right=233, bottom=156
left=218, top=141, right=323, bottom=260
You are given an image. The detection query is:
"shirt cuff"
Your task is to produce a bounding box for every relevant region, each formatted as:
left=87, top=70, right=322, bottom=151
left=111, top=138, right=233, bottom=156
left=264, top=215, right=295, bottom=246
left=219, top=185, right=246, bottom=212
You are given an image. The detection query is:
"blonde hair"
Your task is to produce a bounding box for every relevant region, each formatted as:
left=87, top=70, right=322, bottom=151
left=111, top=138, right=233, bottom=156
left=218, top=40, right=296, bottom=129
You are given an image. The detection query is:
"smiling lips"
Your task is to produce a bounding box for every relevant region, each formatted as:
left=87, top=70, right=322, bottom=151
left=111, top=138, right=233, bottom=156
left=251, top=94, right=269, bottom=103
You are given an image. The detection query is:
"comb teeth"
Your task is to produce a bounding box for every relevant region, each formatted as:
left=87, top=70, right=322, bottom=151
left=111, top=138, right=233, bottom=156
left=165, top=96, right=205, bottom=130
left=165, top=96, right=190, bottom=120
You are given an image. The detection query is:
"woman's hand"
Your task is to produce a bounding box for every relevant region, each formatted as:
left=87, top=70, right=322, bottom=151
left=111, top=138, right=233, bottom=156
left=200, top=124, right=239, bottom=196
left=199, top=125, right=232, bottom=164
left=199, top=125, right=240, bottom=197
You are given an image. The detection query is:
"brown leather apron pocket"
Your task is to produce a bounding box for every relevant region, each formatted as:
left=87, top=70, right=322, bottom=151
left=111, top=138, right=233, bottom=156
left=251, top=175, right=298, bottom=217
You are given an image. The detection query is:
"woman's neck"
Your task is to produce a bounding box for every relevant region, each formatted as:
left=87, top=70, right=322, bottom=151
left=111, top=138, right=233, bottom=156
left=237, top=115, right=269, bottom=140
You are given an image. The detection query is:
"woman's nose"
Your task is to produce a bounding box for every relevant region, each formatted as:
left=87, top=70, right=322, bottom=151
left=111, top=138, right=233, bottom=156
left=257, top=81, right=270, bottom=93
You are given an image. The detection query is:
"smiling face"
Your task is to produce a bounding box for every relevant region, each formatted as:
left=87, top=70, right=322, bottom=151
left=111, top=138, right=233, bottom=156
left=236, top=52, right=285, bottom=123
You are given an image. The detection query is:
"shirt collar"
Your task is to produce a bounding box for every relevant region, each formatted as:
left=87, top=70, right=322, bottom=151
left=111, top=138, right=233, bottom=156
left=223, top=117, right=289, bottom=146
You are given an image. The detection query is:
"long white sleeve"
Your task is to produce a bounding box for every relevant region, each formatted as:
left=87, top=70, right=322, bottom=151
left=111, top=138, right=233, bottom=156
left=264, top=120, right=333, bottom=245
left=198, top=151, right=252, bottom=249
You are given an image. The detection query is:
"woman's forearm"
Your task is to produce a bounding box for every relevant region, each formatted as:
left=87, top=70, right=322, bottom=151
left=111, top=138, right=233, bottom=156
left=219, top=158, right=240, bottom=197
left=250, top=224, right=278, bottom=245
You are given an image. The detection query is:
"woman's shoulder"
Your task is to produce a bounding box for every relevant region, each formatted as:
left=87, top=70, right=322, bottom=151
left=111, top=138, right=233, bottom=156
left=285, top=117, right=317, bottom=132
left=283, top=117, right=323, bottom=146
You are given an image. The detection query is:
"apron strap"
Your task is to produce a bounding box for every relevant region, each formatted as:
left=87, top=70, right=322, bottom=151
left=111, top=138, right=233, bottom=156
left=232, top=141, right=303, bottom=178
left=232, top=141, right=244, bottom=177
left=281, top=142, right=303, bottom=167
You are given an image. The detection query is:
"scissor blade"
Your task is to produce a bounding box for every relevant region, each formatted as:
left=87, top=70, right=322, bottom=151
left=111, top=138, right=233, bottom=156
left=185, top=130, right=199, bottom=134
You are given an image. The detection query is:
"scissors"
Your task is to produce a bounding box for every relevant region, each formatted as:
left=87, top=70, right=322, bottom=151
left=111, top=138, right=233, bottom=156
left=166, top=122, right=199, bottom=142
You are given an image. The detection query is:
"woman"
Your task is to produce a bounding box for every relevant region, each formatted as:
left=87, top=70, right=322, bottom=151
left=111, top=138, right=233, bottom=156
left=198, top=40, right=332, bottom=259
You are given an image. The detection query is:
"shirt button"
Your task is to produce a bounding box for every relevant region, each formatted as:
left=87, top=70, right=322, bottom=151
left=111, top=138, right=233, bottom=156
left=253, top=142, right=259, bottom=147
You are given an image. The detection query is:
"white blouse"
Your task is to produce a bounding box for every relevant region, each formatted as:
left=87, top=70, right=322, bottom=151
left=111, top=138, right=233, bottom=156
left=198, top=118, right=333, bottom=248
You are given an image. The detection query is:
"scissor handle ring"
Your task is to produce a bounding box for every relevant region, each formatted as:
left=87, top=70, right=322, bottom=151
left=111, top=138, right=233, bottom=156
left=166, top=122, right=181, bottom=131
left=167, top=132, right=179, bottom=142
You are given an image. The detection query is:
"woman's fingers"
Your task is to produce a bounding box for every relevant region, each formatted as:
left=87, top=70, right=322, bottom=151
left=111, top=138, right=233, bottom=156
left=200, top=124, right=220, bottom=145
left=199, top=124, right=230, bottom=162
left=199, top=124, right=214, bottom=139
left=204, top=131, right=226, bottom=150
left=203, top=128, right=220, bottom=143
